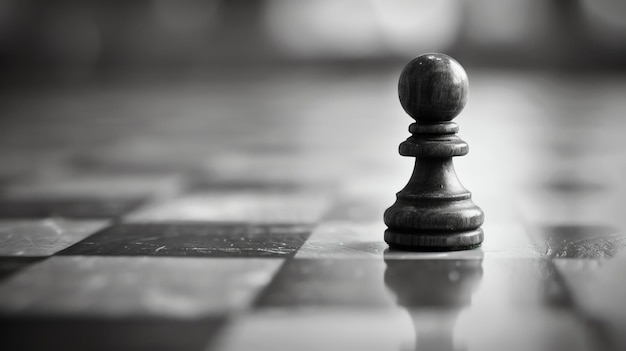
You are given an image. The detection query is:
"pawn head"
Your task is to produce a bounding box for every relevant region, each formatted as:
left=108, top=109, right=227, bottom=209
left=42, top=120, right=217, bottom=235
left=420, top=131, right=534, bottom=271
left=398, top=53, right=469, bottom=123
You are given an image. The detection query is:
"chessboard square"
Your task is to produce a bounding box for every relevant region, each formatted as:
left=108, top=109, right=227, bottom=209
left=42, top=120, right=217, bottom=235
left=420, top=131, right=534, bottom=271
left=0, top=198, right=145, bottom=219
left=455, top=307, right=599, bottom=351
left=211, top=308, right=414, bottom=351
left=0, top=315, right=225, bottom=351
left=0, top=256, right=283, bottom=318
left=537, top=224, right=626, bottom=259
left=125, top=191, right=331, bottom=223
left=0, top=219, right=109, bottom=257
left=59, top=223, right=313, bottom=257
left=470, top=257, right=570, bottom=308
left=295, top=221, right=387, bottom=259
left=254, top=259, right=396, bottom=308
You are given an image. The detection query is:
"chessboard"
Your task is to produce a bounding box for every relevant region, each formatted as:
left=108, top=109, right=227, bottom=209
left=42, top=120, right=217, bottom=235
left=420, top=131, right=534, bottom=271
left=1, top=67, right=626, bottom=351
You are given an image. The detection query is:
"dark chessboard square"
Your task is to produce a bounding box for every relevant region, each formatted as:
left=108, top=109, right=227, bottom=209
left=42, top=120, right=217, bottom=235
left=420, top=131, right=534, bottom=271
left=59, top=223, right=313, bottom=257
left=541, top=225, right=625, bottom=259
left=255, top=259, right=394, bottom=308
left=0, top=315, right=225, bottom=351
left=0, top=198, right=145, bottom=219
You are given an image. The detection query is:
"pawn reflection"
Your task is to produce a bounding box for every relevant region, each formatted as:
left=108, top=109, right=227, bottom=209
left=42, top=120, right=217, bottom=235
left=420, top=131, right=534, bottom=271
left=384, top=251, right=483, bottom=351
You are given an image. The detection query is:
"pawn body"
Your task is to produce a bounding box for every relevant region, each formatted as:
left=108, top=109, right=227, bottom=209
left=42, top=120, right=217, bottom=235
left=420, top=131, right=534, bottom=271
left=384, top=53, right=483, bottom=250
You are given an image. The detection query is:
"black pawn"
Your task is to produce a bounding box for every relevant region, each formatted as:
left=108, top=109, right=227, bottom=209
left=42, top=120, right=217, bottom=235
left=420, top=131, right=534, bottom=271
left=384, top=53, right=484, bottom=250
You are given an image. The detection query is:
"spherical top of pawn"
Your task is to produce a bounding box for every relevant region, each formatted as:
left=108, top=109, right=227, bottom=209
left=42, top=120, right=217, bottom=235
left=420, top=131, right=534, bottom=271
left=398, top=53, right=469, bottom=123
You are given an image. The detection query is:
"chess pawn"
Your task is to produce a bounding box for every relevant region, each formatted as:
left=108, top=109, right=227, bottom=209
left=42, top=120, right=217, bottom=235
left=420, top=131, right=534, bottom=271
left=384, top=53, right=484, bottom=250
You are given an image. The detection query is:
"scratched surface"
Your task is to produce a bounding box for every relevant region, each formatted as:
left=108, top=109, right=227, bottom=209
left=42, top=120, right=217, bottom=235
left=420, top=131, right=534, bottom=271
left=0, top=68, right=625, bottom=350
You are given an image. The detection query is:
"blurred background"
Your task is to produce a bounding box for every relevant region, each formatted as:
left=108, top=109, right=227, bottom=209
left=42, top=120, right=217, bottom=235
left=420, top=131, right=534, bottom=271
left=0, top=0, right=625, bottom=83
left=0, top=0, right=625, bottom=214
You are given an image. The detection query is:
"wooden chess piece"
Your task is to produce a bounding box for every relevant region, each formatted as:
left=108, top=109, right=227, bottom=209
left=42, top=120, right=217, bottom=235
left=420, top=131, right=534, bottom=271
left=384, top=53, right=484, bottom=250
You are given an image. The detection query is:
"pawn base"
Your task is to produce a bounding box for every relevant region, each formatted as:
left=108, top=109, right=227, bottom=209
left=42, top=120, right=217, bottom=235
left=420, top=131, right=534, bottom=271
left=384, top=228, right=483, bottom=251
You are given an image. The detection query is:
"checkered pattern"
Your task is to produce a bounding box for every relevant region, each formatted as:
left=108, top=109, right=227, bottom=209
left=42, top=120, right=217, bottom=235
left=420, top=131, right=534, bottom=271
left=1, top=70, right=626, bottom=351
left=0, top=191, right=614, bottom=351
